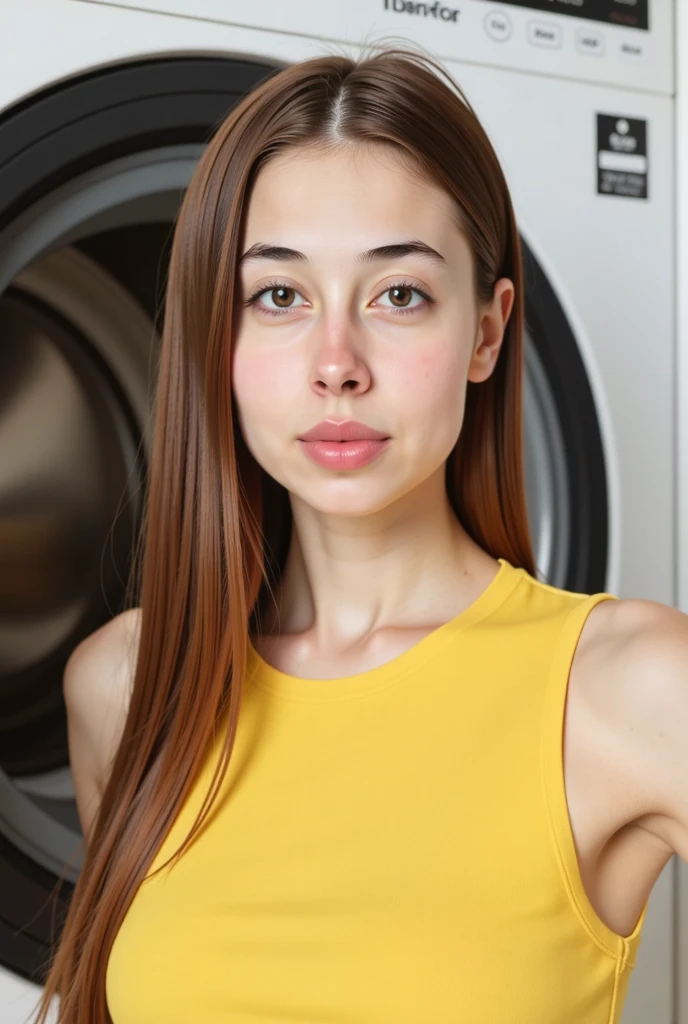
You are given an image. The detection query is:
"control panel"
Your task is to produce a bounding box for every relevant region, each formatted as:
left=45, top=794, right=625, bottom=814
left=485, top=0, right=648, bottom=32
left=83, top=0, right=672, bottom=94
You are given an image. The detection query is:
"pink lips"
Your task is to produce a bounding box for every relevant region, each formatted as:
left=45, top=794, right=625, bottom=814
left=297, top=419, right=391, bottom=470
left=298, top=419, right=390, bottom=442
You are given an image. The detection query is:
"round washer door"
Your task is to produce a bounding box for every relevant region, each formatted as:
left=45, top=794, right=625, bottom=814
left=0, top=56, right=609, bottom=988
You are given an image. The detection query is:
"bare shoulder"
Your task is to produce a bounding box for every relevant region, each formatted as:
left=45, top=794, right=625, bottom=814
left=64, top=607, right=142, bottom=716
left=576, top=594, right=688, bottom=696
left=572, top=594, right=688, bottom=854
left=64, top=608, right=142, bottom=832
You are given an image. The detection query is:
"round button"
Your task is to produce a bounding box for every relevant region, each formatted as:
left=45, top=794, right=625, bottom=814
left=484, top=9, right=513, bottom=42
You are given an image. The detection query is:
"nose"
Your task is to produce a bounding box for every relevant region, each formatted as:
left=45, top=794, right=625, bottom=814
left=308, top=325, right=372, bottom=396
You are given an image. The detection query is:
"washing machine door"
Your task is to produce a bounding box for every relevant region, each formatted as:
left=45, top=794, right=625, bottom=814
left=0, top=56, right=609, bottom=992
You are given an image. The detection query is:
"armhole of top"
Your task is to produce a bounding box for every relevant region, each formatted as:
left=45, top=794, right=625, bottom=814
left=540, top=592, right=650, bottom=967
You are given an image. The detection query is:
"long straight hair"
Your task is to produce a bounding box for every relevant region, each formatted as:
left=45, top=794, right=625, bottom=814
left=32, top=40, right=535, bottom=1023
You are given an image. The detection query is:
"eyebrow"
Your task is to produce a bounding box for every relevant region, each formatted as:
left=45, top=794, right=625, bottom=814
left=238, top=239, right=447, bottom=268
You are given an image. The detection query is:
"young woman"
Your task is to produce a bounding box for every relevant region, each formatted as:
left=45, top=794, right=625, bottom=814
left=33, top=42, right=687, bottom=1024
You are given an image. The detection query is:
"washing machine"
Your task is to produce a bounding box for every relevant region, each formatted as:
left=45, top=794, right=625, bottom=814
left=0, top=0, right=679, bottom=1021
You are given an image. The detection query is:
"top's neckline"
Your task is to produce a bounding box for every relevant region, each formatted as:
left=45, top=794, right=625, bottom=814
left=244, top=558, right=523, bottom=703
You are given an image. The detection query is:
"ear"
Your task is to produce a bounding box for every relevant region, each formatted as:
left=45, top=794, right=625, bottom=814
left=467, top=278, right=515, bottom=384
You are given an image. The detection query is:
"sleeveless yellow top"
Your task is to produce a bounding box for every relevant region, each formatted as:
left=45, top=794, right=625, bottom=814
left=106, top=558, right=649, bottom=1023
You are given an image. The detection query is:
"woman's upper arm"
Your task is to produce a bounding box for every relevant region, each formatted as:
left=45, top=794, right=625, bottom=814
left=63, top=609, right=140, bottom=847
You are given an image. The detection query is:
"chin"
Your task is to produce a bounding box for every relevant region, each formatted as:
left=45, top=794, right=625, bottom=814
left=293, top=480, right=406, bottom=517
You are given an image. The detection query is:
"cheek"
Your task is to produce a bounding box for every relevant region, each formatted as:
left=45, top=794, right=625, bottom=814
left=231, top=343, right=298, bottom=445
left=392, top=341, right=469, bottom=458
left=397, top=344, right=466, bottom=411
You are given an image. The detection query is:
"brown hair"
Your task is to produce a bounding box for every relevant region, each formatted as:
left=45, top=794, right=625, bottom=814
left=31, top=39, right=535, bottom=1023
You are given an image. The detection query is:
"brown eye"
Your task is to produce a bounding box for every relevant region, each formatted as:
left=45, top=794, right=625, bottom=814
left=271, top=286, right=295, bottom=308
left=244, top=281, right=307, bottom=316
left=388, top=286, right=413, bottom=308
left=375, top=281, right=432, bottom=314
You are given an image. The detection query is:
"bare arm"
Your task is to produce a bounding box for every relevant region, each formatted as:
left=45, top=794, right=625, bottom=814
left=63, top=608, right=141, bottom=848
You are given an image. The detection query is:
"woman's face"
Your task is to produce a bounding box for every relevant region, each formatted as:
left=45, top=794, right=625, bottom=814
left=231, top=144, right=512, bottom=517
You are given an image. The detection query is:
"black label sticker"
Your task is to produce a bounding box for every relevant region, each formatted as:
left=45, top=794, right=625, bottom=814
left=597, top=114, right=648, bottom=200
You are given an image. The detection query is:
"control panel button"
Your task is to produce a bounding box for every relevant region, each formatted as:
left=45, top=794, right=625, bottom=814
left=484, top=9, right=512, bottom=42
left=620, top=40, right=646, bottom=60
left=527, top=21, right=562, bottom=49
left=576, top=29, right=605, bottom=56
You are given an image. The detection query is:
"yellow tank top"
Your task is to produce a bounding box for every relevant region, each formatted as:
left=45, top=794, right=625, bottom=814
left=106, top=557, right=649, bottom=1023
